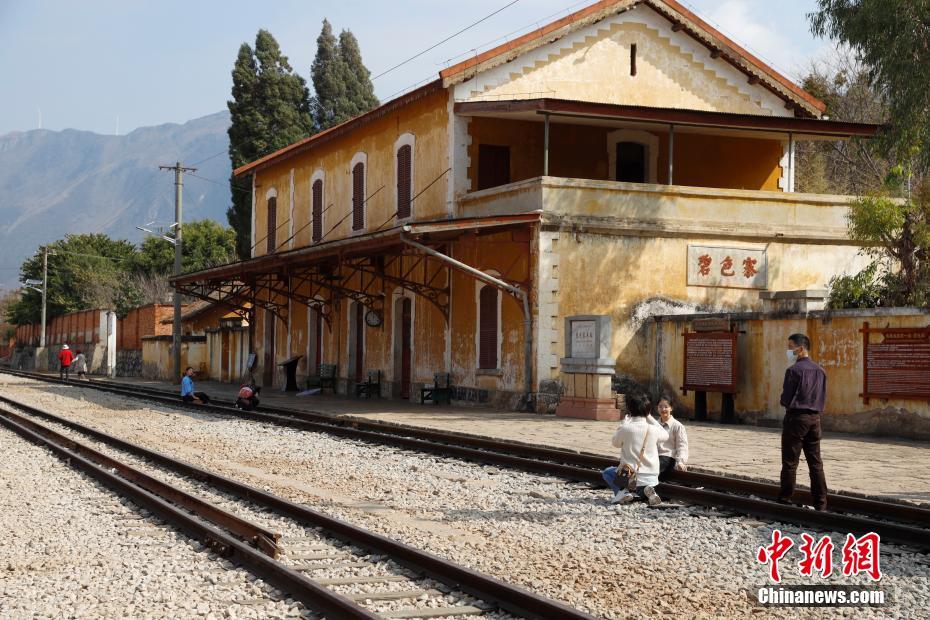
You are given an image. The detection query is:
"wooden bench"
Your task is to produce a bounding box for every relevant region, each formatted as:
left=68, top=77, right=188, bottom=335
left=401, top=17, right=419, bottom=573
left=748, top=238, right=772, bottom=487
left=354, top=369, right=381, bottom=399
left=317, top=363, right=337, bottom=393
left=420, top=372, right=452, bottom=405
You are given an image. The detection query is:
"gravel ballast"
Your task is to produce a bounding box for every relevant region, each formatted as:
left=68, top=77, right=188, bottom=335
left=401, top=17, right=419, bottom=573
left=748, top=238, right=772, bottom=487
left=2, top=376, right=928, bottom=619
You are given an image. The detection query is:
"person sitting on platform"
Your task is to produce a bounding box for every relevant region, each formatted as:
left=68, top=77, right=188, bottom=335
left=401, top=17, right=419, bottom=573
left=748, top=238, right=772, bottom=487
left=180, top=367, right=210, bottom=404
left=602, top=390, right=668, bottom=506
left=655, top=393, right=689, bottom=482
left=235, top=383, right=260, bottom=411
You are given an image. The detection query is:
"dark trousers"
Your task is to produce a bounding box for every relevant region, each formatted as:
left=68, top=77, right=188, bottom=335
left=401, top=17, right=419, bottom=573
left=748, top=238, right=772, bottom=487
left=182, top=392, right=210, bottom=404
left=658, top=456, right=677, bottom=482
left=780, top=412, right=828, bottom=510
left=60, top=366, right=70, bottom=380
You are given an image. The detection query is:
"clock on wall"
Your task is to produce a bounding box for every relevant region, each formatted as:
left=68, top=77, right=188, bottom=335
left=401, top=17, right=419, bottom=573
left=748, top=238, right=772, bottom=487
left=365, top=309, right=383, bottom=328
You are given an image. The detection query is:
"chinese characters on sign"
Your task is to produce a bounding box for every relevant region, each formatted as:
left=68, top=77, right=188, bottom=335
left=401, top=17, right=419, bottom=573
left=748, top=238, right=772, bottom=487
left=757, top=530, right=882, bottom=583
left=687, top=245, right=767, bottom=289
left=682, top=331, right=737, bottom=393
left=569, top=320, right=597, bottom=359
left=860, top=322, right=930, bottom=404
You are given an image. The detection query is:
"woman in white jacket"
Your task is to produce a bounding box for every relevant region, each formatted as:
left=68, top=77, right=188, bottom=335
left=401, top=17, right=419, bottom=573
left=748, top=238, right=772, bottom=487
left=602, top=391, right=669, bottom=506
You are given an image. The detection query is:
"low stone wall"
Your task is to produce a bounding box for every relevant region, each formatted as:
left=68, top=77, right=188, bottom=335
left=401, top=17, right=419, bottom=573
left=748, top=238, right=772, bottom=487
left=647, top=308, right=930, bottom=440
left=116, top=349, right=142, bottom=377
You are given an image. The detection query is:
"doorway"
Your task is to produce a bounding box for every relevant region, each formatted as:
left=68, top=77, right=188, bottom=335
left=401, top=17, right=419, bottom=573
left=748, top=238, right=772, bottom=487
left=393, top=296, right=413, bottom=398
left=262, top=310, right=275, bottom=387
left=347, top=302, right=364, bottom=382
left=307, top=307, right=323, bottom=377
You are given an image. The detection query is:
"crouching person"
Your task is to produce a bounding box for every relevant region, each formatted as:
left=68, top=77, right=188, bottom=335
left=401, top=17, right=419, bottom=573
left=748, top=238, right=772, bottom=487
left=180, top=367, right=210, bottom=404
left=655, top=393, right=689, bottom=481
left=235, top=383, right=260, bottom=411
left=602, top=390, right=669, bottom=506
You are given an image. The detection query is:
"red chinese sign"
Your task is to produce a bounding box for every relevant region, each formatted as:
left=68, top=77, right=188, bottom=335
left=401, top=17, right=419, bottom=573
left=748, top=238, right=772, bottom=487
left=757, top=530, right=882, bottom=583
left=687, top=245, right=767, bottom=289
left=860, top=322, right=930, bottom=404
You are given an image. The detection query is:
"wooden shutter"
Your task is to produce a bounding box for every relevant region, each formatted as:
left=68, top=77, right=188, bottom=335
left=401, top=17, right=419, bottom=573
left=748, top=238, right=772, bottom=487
left=397, top=145, right=412, bottom=219
left=352, top=163, right=365, bottom=231
left=478, top=285, right=498, bottom=369
left=312, top=180, right=323, bottom=242
left=266, top=197, right=277, bottom=253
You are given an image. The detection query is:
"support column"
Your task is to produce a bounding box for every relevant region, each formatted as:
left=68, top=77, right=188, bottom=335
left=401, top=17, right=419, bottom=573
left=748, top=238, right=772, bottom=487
left=668, top=124, right=675, bottom=185
left=543, top=113, right=550, bottom=176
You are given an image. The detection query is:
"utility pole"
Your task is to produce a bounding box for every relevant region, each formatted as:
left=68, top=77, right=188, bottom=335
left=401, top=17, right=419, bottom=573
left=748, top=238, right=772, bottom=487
left=159, top=162, right=196, bottom=383
left=40, top=247, right=48, bottom=348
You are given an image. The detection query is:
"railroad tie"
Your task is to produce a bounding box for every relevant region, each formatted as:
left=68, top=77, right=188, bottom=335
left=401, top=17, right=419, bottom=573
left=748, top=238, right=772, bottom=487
left=316, top=575, right=410, bottom=586
left=378, top=606, right=485, bottom=619
left=344, top=589, right=439, bottom=602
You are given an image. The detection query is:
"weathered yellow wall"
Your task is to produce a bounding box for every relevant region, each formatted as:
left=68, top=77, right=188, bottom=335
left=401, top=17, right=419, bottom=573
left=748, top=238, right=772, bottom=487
left=253, top=88, right=450, bottom=256
left=141, top=339, right=207, bottom=382
left=466, top=6, right=787, bottom=116
left=467, top=118, right=784, bottom=192
left=647, top=312, right=930, bottom=438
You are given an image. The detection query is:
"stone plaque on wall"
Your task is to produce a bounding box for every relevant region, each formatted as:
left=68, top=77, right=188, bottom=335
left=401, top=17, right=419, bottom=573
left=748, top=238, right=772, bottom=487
left=687, top=245, right=767, bottom=289
left=570, top=320, right=597, bottom=359
left=861, top=322, right=930, bottom=403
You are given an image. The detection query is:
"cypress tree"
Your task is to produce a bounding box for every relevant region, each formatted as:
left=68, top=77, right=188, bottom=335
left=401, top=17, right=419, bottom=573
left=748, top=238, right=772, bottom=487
left=311, top=20, right=379, bottom=131
left=227, top=30, right=313, bottom=259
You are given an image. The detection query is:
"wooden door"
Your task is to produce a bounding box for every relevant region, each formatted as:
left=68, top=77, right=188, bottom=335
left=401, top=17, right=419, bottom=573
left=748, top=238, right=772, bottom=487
left=353, top=304, right=364, bottom=381
left=400, top=298, right=412, bottom=398
left=262, top=311, right=275, bottom=387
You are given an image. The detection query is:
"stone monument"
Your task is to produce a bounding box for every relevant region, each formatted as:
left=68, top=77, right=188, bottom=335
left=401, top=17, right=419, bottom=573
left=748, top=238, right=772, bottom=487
left=555, top=315, right=621, bottom=421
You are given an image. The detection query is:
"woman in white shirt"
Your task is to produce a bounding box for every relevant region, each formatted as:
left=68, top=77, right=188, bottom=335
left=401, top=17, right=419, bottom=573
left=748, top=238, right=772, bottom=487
left=602, top=391, right=669, bottom=506
left=655, top=393, right=689, bottom=481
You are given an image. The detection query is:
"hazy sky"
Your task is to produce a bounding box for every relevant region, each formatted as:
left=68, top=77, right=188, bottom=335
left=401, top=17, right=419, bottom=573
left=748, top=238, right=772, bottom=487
left=0, top=0, right=833, bottom=136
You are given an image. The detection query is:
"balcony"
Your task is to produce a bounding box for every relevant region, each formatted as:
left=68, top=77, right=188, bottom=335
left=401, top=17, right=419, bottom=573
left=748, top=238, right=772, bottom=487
left=458, top=176, right=856, bottom=242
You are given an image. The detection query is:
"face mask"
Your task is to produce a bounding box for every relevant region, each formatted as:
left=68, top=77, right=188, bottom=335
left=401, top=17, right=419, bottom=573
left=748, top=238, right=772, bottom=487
left=786, top=348, right=797, bottom=364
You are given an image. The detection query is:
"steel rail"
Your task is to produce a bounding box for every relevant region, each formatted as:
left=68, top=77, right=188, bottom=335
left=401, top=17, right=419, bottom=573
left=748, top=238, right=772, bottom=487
left=64, top=373, right=930, bottom=525
left=5, top=369, right=930, bottom=542
left=0, top=406, right=378, bottom=620
left=0, top=393, right=597, bottom=620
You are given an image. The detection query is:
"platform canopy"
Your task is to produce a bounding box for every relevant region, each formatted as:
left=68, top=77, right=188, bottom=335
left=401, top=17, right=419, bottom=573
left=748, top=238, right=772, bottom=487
left=170, top=214, right=539, bottom=325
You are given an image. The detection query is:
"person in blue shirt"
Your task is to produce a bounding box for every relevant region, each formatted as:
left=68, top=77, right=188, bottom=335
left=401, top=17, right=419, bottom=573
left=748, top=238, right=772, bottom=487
left=180, top=367, right=210, bottom=404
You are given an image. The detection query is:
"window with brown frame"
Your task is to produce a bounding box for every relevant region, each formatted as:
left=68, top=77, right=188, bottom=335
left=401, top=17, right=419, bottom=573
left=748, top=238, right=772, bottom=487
left=266, top=196, right=277, bottom=253
left=478, top=285, right=499, bottom=369
left=312, top=179, right=323, bottom=242
left=397, top=144, right=412, bottom=219
left=352, top=162, right=365, bottom=231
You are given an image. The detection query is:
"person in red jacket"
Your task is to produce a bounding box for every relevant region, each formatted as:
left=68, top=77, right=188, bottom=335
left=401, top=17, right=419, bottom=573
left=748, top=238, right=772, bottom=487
left=58, top=344, right=74, bottom=380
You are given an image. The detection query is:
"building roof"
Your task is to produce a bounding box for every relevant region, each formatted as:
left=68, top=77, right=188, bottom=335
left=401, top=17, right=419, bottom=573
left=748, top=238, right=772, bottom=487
left=234, top=0, right=829, bottom=177
left=440, top=0, right=825, bottom=116
left=454, top=99, right=880, bottom=138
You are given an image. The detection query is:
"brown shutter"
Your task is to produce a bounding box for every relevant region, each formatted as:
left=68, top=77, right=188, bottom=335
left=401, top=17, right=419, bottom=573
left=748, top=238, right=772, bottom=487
left=478, top=285, right=498, bottom=369
left=266, top=197, right=277, bottom=253
left=352, top=163, right=365, bottom=231
left=312, top=180, right=323, bottom=242
left=397, top=145, right=412, bottom=219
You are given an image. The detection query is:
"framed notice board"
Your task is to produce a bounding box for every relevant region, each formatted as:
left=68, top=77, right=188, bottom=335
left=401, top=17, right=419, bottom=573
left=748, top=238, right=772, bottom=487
left=860, top=322, right=930, bottom=404
left=682, top=331, right=738, bottom=394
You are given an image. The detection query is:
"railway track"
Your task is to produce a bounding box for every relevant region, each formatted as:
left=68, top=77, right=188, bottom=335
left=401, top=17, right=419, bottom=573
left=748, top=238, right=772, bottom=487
left=0, top=397, right=596, bottom=620
left=4, top=367, right=930, bottom=552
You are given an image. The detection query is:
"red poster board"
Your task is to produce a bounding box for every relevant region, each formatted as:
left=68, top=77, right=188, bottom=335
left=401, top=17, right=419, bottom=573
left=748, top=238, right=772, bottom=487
left=682, top=331, right=738, bottom=394
left=860, top=322, right=930, bottom=404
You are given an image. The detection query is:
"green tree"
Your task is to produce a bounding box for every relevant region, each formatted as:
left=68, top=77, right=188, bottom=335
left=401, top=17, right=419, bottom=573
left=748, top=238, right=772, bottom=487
left=8, top=234, right=139, bottom=324
left=311, top=20, right=379, bottom=130
left=829, top=181, right=930, bottom=307
left=810, top=1, right=930, bottom=167
left=134, top=219, right=237, bottom=277
left=227, top=30, right=313, bottom=258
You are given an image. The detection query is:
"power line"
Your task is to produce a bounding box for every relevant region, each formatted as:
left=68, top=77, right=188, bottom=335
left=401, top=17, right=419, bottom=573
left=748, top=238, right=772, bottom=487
left=371, top=0, right=522, bottom=81
left=189, top=149, right=228, bottom=167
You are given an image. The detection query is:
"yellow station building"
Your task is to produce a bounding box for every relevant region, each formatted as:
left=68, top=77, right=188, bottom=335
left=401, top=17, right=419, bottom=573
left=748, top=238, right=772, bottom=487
left=175, top=0, right=877, bottom=410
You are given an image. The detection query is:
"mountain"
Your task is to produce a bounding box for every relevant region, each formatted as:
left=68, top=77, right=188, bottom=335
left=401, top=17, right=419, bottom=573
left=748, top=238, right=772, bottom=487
left=0, top=112, right=232, bottom=288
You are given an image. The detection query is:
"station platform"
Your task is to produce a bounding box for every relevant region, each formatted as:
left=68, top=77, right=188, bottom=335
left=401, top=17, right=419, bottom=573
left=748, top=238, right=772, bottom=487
left=66, top=375, right=930, bottom=506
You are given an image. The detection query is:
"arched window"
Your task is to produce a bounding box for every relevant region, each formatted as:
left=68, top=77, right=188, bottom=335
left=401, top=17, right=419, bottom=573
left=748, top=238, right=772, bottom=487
left=312, top=178, right=323, bottom=242
left=352, top=162, right=365, bottom=231
left=396, top=144, right=412, bottom=219
left=266, top=195, right=277, bottom=253
left=478, top=284, right=499, bottom=369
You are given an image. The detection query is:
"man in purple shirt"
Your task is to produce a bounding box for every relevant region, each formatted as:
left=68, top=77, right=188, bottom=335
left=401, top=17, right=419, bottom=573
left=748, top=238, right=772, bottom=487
left=778, top=333, right=829, bottom=511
